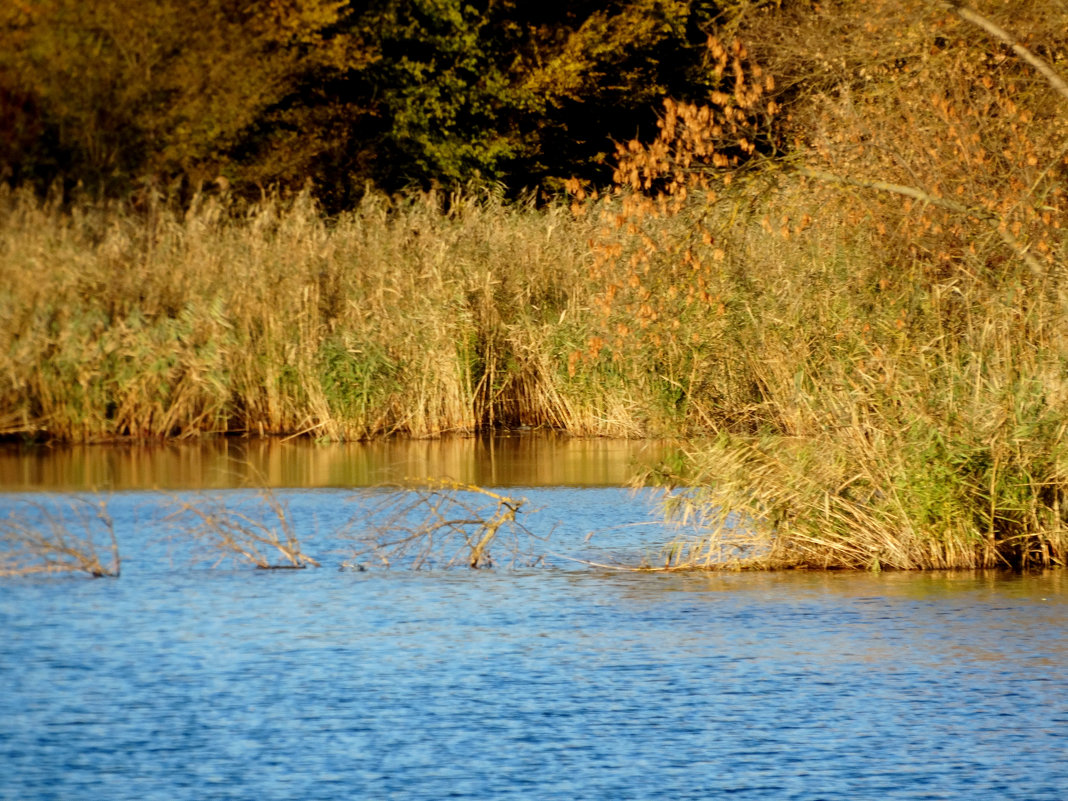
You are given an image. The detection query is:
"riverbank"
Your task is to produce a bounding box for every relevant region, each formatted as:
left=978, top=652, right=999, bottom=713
left=5, top=0, right=1068, bottom=570
left=3, top=174, right=1067, bottom=568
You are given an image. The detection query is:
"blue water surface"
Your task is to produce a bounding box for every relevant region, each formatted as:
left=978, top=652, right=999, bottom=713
left=1, top=488, right=1066, bottom=800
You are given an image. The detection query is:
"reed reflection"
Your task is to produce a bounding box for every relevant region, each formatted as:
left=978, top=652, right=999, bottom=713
left=0, top=434, right=668, bottom=491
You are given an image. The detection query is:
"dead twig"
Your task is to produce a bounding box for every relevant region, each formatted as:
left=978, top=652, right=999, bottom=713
left=341, top=478, right=545, bottom=570
left=166, top=489, right=320, bottom=569
left=0, top=496, right=120, bottom=578
left=797, top=167, right=1047, bottom=278
left=935, top=1, right=1068, bottom=104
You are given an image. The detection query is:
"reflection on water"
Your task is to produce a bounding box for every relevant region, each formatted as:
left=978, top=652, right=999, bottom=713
left=0, top=434, right=668, bottom=491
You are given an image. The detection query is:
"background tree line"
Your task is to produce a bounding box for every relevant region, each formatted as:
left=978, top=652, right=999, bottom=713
left=0, top=0, right=747, bottom=209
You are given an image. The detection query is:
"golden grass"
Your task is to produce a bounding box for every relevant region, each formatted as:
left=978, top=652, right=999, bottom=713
left=4, top=1, right=1068, bottom=570
left=0, top=186, right=667, bottom=440
left=611, top=172, right=1068, bottom=570
left=575, top=0, right=1068, bottom=571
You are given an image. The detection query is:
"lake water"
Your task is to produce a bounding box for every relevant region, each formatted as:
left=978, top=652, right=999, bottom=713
left=0, top=435, right=669, bottom=491
left=1, top=438, right=1066, bottom=800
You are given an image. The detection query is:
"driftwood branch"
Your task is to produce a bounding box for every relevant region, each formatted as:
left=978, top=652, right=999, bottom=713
left=0, top=497, right=120, bottom=578
left=167, top=490, right=320, bottom=569
left=341, top=479, right=545, bottom=570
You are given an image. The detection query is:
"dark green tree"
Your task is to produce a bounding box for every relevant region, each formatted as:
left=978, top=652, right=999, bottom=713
left=1, top=0, right=751, bottom=203
left=329, top=0, right=736, bottom=194
left=0, top=0, right=358, bottom=196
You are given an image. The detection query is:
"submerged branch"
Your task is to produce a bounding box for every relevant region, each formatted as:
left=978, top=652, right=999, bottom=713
left=0, top=497, right=120, bottom=578
left=341, top=478, right=545, bottom=570
left=166, top=489, right=320, bottom=569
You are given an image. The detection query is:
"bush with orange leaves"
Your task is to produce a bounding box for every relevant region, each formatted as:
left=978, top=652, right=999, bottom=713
left=581, top=1, right=1068, bottom=569
left=558, top=33, right=785, bottom=435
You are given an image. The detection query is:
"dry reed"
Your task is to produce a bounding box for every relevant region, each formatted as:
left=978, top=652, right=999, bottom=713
left=609, top=0, right=1068, bottom=570
left=0, top=185, right=694, bottom=440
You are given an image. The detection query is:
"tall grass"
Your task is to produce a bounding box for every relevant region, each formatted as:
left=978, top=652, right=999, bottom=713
left=0, top=186, right=674, bottom=440
left=3, top=2, right=1067, bottom=570
left=611, top=0, right=1068, bottom=570
left=4, top=178, right=842, bottom=442
left=634, top=182, right=1068, bottom=570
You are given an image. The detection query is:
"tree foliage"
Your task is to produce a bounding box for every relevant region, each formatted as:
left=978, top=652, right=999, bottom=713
left=0, top=0, right=358, bottom=196
left=0, top=0, right=742, bottom=204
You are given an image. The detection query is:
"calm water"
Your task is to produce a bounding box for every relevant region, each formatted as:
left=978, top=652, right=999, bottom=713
left=1, top=440, right=1066, bottom=800
left=0, top=435, right=669, bottom=490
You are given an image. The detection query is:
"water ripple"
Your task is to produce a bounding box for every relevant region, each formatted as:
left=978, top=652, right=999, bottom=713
left=1, top=490, right=1066, bottom=800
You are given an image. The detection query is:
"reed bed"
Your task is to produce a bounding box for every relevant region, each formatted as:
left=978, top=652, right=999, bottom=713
left=0, top=186, right=643, bottom=440
left=609, top=0, right=1068, bottom=571
left=4, top=1, right=1068, bottom=570
left=3, top=176, right=1067, bottom=568
left=0, top=181, right=809, bottom=442
left=599, top=173, right=1067, bottom=571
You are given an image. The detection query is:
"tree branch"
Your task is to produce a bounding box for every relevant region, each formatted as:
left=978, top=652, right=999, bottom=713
left=798, top=167, right=1046, bottom=278
left=936, top=1, right=1068, bottom=104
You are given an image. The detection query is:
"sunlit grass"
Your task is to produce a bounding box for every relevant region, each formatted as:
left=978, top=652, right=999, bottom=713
left=0, top=186, right=627, bottom=440
left=3, top=1, right=1067, bottom=570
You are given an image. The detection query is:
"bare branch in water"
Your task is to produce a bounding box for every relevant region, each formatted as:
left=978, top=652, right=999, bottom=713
left=0, top=496, right=120, bottom=578
left=340, top=478, right=547, bottom=570
left=166, top=489, right=320, bottom=569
